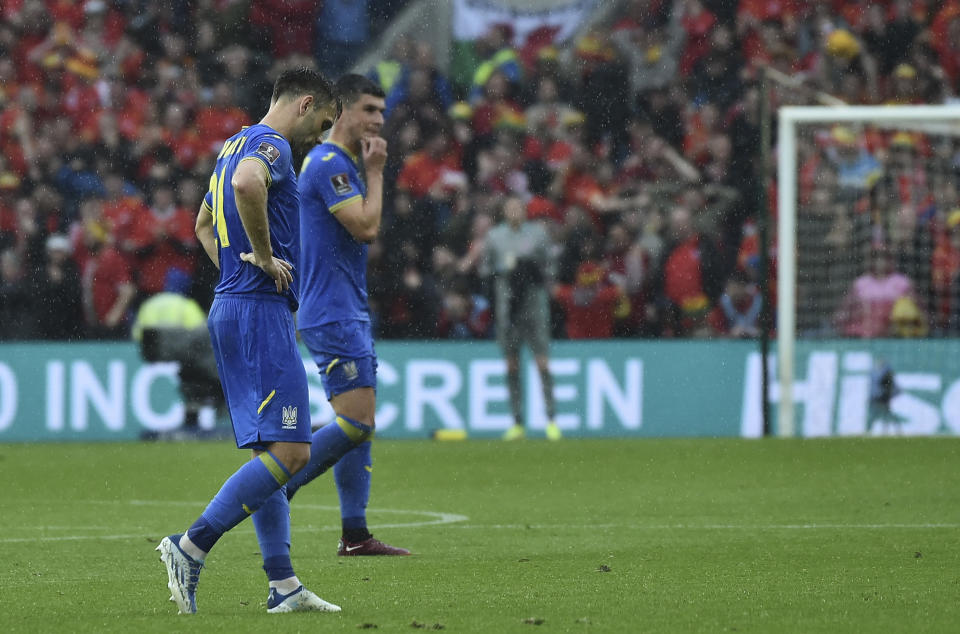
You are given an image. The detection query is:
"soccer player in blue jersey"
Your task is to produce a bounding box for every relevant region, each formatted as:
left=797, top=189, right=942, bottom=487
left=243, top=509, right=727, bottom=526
left=156, top=68, right=343, bottom=615
left=284, top=74, right=410, bottom=556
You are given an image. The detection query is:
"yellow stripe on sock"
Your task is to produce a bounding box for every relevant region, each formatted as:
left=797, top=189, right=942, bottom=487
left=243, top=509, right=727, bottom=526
left=335, top=416, right=370, bottom=443
left=325, top=358, right=340, bottom=375
left=364, top=465, right=373, bottom=473
left=258, top=452, right=290, bottom=485
left=257, top=389, right=277, bottom=414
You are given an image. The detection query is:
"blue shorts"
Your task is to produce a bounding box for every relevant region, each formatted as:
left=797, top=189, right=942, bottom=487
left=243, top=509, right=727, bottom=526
left=299, top=320, right=377, bottom=399
left=208, top=293, right=311, bottom=449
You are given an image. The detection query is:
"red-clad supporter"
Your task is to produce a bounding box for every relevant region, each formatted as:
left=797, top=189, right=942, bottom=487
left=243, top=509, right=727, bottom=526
left=195, top=82, right=253, bottom=156
left=84, top=238, right=136, bottom=337
left=662, top=206, right=725, bottom=335
left=70, top=196, right=136, bottom=337
left=249, top=0, right=316, bottom=59
left=0, top=172, right=21, bottom=249
left=931, top=2, right=960, bottom=87
left=679, top=0, right=717, bottom=76
left=396, top=126, right=463, bottom=200
left=526, top=195, right=564, bottom=225
left=101, top=171, right=148, bottom=250
left=554, top=261, right=623, bottom=339
left=683, top=103, right=721, bottom=167
left=603, top=222, right=645, bottom=334
left=2, top=0, right=958, bottom=343
left=471, top=71, right=524, bottom=139
left=124, top=182, right=197, bottom=296
left=159, top=103, right=204, bottom=171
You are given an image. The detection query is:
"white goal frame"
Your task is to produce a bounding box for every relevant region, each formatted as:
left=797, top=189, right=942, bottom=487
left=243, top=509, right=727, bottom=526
left=776, top=105, right=960, bottom=436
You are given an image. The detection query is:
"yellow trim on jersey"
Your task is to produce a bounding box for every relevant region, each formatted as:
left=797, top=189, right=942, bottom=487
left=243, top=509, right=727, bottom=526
left=325, top=358, right=340, bottom=375
left=257, top=389, right=276, bottom=414
left=238, top=156, right=273, bottom=187
left=258, top=452, right=290, bottom=485
left=329, top=194, right=362, bottom=214
left=326, top=140, right=359, bottom=165
left=202, top=199, right=214, bottom=216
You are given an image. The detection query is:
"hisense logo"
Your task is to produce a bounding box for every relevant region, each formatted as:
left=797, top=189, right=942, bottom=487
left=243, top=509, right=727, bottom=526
left=742, top=350, right=960, bottom=437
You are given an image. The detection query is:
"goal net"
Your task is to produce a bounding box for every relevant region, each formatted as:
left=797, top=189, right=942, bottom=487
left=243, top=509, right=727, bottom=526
left=777, top=105, right=960, bottom=437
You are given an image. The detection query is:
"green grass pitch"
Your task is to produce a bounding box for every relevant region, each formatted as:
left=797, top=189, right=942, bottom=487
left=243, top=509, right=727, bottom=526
left=3, top=437, right=960, bottom=633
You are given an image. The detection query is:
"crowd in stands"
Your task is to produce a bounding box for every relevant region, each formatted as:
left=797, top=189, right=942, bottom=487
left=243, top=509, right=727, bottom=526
left=2, top=0, right=960, bottom=342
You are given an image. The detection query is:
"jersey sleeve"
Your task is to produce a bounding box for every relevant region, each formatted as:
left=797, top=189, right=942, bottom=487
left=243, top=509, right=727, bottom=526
left=202, top=191, right=214, bottom=215
left=314, top=153, right=364, bottom=214
left=238, top=132, right=291, bottom=187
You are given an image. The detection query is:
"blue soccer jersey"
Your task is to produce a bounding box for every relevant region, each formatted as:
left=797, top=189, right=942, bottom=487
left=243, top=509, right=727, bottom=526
left=297, top=141, right=369, bottom=329
left=203, top=124, right=301, bottom=310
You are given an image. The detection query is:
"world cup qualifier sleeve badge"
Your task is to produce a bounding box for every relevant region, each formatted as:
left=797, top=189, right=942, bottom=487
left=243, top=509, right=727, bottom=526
left=330, top=173, right=354, bottom=196
left=255, top=142, right=281, bottom=164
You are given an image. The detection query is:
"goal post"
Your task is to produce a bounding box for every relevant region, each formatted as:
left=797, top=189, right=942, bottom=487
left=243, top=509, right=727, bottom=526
left=776, top=105, right=960, bottom=437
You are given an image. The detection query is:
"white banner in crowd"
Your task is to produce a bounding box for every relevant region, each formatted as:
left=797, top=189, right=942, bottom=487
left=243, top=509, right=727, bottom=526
left=452, top=0, right=598, bottom=44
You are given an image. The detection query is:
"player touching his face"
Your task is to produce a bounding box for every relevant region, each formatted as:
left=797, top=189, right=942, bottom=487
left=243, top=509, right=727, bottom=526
left=285, top=74, right=410, bottom=556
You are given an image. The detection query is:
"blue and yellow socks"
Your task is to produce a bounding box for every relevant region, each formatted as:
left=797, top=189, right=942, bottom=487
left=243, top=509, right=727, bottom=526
left=335, top=440, right=372, bottom=542
left=181, top=451, right=292, bottom=558
left=252, top=487, right=300, bottom=594
left=285, top=415, right=372, bottom=500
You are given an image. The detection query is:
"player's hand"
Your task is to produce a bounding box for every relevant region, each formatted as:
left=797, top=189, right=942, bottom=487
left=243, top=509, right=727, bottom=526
left=240, top=251, right=294, bottom=293
left=361, top=136, right=388, bottom=175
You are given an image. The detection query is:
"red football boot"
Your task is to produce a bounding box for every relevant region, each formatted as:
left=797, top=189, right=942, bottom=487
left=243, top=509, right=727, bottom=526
left=337, top=536, right=412, bottom=556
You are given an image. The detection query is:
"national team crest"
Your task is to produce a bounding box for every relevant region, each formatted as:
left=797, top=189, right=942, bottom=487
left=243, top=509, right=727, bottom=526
left=330, top=173, right=353, bottom=196
left=281, top=405, right=298, bottom=429
left=342, top=361, right=359, bottom=382
left=255, top=142, right=281, bottom=164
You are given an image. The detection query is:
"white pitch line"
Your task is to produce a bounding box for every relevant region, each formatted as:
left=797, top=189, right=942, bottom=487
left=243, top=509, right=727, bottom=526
left=445, top=522, right=960, bottom=530
left=0, top=501, right=469, bottom=543
left=4, top=522, right=959, bottom=544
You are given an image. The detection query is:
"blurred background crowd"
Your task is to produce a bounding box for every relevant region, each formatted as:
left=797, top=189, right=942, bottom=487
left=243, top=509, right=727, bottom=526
left=3, top=0, right=960, bottom=342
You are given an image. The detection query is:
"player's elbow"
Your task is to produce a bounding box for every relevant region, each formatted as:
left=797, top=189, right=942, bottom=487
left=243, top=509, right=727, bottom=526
left=358, top=222, right=380, bottom=243
left=231, top=171, right=263, bottom=198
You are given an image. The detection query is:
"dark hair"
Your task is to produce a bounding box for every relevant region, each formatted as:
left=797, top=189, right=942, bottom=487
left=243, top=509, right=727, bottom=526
left=271, top=67, right=337, bottom=109
left=335, top=73, right=386, bottom=106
